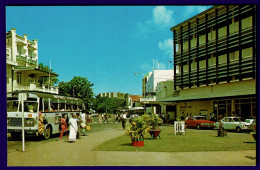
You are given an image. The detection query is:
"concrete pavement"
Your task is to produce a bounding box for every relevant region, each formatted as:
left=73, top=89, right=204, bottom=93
left=8, top=127, right=256, bottom=166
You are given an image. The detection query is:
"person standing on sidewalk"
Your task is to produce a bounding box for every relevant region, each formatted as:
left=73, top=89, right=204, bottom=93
left=59, top=114, right=69, bottom=140
left=80, top=111, right=87, bottom=136
left=75, top=113, right=81, bottom=139
left=69, top=114, right=78, bottom=143
left=121, top=112, right=127, bottom=129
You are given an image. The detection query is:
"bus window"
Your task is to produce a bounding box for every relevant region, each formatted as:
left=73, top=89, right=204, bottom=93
left=20, top=102, right=38, bottom=112
left=39, top=98, right=43, bottom=112
left=59, top=103, right=65, bottom=111
left=7, top=101, right=19, bottom=112
left=73, top=104, right=77, bottom=111
left=66, top=103, right=72, bottom=111
left=51, top=102, right=58, bottom=112
left=44, top=100, right=49, bottom=112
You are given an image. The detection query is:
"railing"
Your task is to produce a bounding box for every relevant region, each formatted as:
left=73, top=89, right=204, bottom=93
left=14, top=84, right=59, bottom=94
left=28, top=58, right=37, bottom=65
left=16, top=54, right=27, bottom=62
left=140, top=97, right=156, bottom=102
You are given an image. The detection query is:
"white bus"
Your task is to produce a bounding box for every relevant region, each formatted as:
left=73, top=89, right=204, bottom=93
left=7, top=91, right=85, bottom=140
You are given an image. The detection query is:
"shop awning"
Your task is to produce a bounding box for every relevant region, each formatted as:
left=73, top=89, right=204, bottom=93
left=13, top=66, right=58, bottom=77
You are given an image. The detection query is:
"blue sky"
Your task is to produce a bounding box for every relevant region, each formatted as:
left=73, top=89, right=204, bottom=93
left=6, top=5, right=212, bottom=95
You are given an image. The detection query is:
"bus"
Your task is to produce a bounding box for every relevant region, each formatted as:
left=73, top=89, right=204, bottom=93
left=7, top=91, right=85, bottom=140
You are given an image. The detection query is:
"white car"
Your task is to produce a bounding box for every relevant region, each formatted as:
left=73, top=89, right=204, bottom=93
left=215, top=117, right=252, bottom=133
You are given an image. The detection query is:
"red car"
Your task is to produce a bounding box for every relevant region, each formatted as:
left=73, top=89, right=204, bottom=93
left=185, top=116, right=215, bottom=129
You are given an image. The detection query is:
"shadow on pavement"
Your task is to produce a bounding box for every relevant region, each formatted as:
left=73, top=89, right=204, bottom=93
left=245, top=156, right=256, bottom=160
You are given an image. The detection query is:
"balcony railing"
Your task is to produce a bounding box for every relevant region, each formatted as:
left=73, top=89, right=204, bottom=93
left=16, top=54, right=27, bottom=62
left=14, top=84, right=59, bottom=94
left=28, top=58, right=37, bottom=65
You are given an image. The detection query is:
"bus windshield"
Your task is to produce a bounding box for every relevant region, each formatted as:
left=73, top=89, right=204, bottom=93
left=20, top=102, right=38, bottom=112
left=7, top=101, right=19, bottom=112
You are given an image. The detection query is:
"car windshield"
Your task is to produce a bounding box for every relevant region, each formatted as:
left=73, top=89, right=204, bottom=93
left=233, top=117, right=245, bottom=122
left=195, top=116, right=206, bottom=120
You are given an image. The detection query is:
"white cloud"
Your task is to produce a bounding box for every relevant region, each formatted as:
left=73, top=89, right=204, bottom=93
left=135, top=6, right=175, bottom=39
left=153, top=6, right=174, bottom=28
left=141, top=62, right=150, bottom=70
left=158, top=38, right=173, bottom=59
left=184, top=6, right=208, bottom=18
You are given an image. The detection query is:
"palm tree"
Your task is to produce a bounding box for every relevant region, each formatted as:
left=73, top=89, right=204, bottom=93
left=38, top=63, right=59, bottom=87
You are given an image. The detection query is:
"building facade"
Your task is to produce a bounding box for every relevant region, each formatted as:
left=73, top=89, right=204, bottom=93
left=6, top=28, right=58, bottom=94
left=98, top=92, right=125, bottom=100
left=168, top=5, right=256, bottom=120
left=141, top=70, right=174, bottom=114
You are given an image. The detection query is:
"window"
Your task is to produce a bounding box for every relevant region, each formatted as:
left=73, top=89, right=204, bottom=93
left=17, top=72, right=22, bottom=84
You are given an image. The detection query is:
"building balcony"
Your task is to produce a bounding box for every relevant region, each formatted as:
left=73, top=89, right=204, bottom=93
left=140, top=97, right=156, bottom=102
left=16, top=54, right=27, bottom=62
left=14, top=83, right=59, bottom=94
left=28, top=58, right=38, bottom=66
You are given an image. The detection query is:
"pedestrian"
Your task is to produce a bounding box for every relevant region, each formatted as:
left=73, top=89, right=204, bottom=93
left=75, top=113, right=81, bottom=139
left=59, top=114, right=69, bottom=140
left=121, top=112, right=127, bottom=129
left=165, top=113, right=170, bottom=124
left=69, top=114, right=78, bottom=143
left=115, top=113, right=119, bottom=122
left=162, top=113, right=165, bottom=123
left=98, top=113, right=102, bottom=123
left=80, top=111, right=87, bottom=136
left=181, top=112, right=184, bottom=121
left=103, top=113, right=108, bottom=123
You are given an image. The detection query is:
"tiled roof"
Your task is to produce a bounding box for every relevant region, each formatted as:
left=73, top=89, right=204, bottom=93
left=129, top=95, right=142, bottom=102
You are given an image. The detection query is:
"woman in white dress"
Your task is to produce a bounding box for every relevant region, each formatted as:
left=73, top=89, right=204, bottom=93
left=69, top=114, right=78, bottom=143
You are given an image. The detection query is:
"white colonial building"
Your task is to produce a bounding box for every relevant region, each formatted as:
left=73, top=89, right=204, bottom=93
left=6, top=28, right=58, bottom=94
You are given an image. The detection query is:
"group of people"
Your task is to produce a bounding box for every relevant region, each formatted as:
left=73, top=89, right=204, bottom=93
left=59, top=111, right=88, bottom=143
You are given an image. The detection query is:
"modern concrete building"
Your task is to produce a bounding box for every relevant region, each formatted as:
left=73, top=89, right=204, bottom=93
left=6, top=28, right=59, bottom=94
left=98, top=92, right=125, bottom=100
left=141, top=70, right=174, bottom=114
left=165, top=5, right=256, bottom=120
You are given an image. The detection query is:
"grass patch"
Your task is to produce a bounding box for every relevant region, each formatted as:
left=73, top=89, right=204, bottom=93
left=94, top=126, right=256, bottom=152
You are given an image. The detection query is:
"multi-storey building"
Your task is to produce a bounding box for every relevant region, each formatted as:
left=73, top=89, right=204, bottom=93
left=98, top=92, right=125, bottom=100
left=141, top=70, right=174, bottom=114
left=6, top=28, right=58, bottom=94
left=167, top=5, right=256, bottom=120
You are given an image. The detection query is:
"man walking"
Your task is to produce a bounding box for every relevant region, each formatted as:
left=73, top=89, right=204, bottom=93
left=69, top=114, right=78, bottom=143
left=121, top=112, right=127, bottom=129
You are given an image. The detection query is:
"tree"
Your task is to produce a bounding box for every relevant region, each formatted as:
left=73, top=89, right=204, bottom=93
left=93, top=96, right=125, bottom=114
left=58, top=76, right=94, bottom=111
left=38, top=63, right=59, bottom=86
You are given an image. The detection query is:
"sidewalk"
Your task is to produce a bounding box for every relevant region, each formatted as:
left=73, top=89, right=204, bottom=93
left=8, top=128, right=256, bottom=166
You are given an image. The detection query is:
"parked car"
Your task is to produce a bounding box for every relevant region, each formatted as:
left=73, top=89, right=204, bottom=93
left=215, top=117, right=252, bottom=133
left=185, top=116, right=215, bottom=129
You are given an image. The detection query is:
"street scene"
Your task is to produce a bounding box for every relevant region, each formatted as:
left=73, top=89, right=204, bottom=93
left=6, top=5, right=256, bottom=166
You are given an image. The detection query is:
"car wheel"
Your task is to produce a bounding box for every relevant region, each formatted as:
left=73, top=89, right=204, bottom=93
left=196, top=124, right=200, bottom=130
left=44, top=126, right=51, bottom=140
left=235, top=127, right=241, bottom=133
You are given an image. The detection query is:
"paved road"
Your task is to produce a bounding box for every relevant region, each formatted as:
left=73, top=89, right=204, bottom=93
left=7, top=123, right=256, bottom=166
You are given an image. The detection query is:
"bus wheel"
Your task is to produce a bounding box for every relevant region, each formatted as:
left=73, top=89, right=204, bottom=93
left=44, top=126, right=51, bottom=140
left=11, top=132, right=21, bottom=140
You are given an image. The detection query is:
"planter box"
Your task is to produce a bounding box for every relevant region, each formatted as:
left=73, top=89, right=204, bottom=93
left=132, top=140, right=144, bottom=147
left=149, top=129, right=161, bottom=139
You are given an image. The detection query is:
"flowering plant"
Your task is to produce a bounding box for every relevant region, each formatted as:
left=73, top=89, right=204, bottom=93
left=126, top=115, right=150, bottom=141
